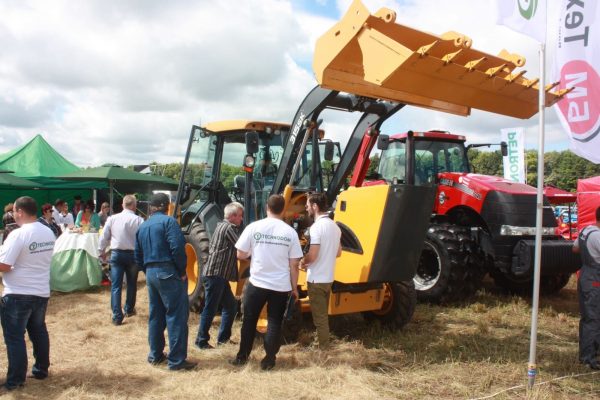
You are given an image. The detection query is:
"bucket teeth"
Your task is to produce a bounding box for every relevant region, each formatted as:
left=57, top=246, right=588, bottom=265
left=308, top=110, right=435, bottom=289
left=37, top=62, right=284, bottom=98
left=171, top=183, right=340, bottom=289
left=313, top=0, right=568, bottom=119
left=465, top=57, right=486, bottom=72
left=506, top=70, right=527, bottom=83
left=485, top=64, right=507, bottom=78
left=525, top=78, right=540, bottom=89
left=442, top=49, right=462, bottom=65
left=417, top=41, right=438, bottom=57
left=545, top=81, right=560, bottom=92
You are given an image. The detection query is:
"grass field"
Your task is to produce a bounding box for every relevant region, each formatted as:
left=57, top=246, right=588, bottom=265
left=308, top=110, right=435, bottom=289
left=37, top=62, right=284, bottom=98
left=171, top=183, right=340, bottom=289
left=0, top=276, right=597, bottom=399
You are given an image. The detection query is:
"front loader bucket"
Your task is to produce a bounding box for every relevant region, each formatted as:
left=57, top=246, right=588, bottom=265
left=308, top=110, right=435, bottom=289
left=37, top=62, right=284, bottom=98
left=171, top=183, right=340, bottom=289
left=313, top=0, right=568, bottom=119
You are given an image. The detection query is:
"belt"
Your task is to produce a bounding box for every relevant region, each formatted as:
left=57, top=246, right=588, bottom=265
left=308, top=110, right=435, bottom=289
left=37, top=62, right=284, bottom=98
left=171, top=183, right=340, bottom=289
left=112, top=249, right=134, bottom=252
left=145, top=261, right=176, bottom=269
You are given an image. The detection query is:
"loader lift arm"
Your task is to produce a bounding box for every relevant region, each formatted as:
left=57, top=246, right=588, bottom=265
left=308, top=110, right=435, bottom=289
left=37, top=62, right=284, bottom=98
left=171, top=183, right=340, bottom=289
left=271, top=85, right=404, bottom=205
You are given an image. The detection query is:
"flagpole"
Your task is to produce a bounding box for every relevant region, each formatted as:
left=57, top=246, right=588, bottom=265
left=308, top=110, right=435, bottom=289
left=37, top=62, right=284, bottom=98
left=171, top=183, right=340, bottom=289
left=527, top=41, right=546, bottom=389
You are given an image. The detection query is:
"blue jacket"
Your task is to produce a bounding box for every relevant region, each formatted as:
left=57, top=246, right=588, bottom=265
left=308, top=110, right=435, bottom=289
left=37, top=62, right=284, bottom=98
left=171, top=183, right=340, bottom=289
left=135, top=212, right=187, bottom=275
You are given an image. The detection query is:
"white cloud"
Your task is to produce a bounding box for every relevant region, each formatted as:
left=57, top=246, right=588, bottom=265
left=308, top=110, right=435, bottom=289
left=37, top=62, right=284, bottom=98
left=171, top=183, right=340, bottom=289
left=0, top=0, right=572, bottom=170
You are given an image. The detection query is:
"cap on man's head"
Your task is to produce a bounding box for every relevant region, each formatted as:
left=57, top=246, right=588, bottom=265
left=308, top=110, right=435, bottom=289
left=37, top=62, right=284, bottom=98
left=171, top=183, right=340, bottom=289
left=150, top=193, right=170, bottom=208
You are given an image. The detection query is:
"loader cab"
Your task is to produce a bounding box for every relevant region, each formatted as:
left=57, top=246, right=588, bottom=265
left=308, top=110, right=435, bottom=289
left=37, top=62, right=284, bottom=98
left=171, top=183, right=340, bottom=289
left=175, top=122, right=286, bottom=233
left=378, top=131, right=469, bottom=185
left=175, top=121, right=339, bottom=237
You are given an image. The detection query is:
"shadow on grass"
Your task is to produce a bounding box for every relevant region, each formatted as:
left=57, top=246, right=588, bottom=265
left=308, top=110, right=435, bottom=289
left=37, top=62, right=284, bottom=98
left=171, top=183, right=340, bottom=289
left=17, top=367, right=157, bottom=399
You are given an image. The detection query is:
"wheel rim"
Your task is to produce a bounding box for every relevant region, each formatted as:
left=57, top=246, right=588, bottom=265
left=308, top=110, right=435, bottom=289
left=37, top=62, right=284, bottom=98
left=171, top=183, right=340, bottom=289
left=372, top=283, right=393, bottom=316
left=414, top=241, right=442, bottom=291
left=185, top=243, right=199, bottom=296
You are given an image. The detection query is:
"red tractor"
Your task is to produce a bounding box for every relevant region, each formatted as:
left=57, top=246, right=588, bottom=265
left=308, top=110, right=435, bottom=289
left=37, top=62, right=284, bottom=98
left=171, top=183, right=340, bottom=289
left=353, top=129, right=581, bottom=302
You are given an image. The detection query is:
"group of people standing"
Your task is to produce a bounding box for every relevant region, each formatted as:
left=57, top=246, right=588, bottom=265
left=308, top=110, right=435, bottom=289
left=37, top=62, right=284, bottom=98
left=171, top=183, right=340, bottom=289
left=96, top=190, right=342, bottom=373
left=201, top=192, right=341, bottom=370
left=2, top=188, right=600, bottom=391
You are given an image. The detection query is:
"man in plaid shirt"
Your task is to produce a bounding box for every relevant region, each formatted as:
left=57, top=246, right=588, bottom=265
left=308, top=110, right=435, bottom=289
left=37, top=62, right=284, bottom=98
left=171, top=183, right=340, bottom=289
left=194, top=202, right=244, bottom=349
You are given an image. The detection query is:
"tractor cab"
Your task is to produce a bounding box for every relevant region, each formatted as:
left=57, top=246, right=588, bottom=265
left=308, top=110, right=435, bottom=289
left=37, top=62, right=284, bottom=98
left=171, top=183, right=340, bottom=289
left=377, top=131, right=469, bottom=185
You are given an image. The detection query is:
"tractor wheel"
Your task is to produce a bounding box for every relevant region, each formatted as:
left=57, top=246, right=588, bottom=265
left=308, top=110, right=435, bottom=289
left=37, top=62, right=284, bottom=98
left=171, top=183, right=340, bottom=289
left=491, top=271, right=571, bottom=295
left=362, top=281, right=416, bottom=330
left=185, top=222, right=209, bottom=313
left=414, top=223, right=485, bottom=303
left=540, top=273, right=571, bottom=294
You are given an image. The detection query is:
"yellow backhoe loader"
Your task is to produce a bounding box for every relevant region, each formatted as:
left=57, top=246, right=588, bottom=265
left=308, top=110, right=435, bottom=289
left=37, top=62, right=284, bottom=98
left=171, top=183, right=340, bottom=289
left=173, top=0, right=567, bottom=338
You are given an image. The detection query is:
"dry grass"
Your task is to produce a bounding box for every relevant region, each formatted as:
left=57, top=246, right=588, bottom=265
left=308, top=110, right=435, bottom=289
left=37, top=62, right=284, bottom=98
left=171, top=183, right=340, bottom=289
left=0, top=276, right=598, bottom=399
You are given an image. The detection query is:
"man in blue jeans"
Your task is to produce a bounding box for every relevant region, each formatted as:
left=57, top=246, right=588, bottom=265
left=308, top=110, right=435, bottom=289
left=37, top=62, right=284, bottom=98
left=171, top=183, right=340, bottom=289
left=195, top=202, right=244, bottom=349
left=135, top=193, right=196, bottom=371
left=0, top=196, right=56, bottom=391
left=98, top=194, right=143, bottom=325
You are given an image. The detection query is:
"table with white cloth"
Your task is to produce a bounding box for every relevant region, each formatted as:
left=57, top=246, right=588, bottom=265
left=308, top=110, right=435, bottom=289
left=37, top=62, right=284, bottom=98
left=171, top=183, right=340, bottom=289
left=50, top=231, right=102, bottom=292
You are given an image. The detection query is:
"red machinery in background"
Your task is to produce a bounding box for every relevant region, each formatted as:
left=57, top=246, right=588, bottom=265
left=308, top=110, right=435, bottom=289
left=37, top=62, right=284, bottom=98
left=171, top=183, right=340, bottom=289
left=543, top=186, right=578, bottom=240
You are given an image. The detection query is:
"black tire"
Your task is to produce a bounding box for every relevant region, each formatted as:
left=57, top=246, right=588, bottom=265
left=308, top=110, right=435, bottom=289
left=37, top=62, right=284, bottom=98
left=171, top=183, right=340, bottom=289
left=363, top=281, right=416, bottom=330
left=281, top=301, right=303, bottom=344
left=185, top=222, right=209, bottom=313
left=491, top=271, right=571, bottom=295
left=414, top=223, right=485, bottom=303
left=540, top=273, right=571, bottom=294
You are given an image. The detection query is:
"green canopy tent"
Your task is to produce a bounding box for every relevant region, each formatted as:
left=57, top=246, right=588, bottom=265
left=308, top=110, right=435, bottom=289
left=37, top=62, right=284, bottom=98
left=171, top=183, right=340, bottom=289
left=0, top=134, right=80, bottom=179
left=57, top=166, right=179, bottom=212
left=0, top=171, right=40, bottom=189
left=0, top=135, right=104, bottom=215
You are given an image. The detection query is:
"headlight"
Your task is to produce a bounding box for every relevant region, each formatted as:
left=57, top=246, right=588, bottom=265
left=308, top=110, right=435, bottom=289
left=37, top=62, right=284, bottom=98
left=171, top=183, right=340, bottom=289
left=500, top=225, right=556, bottom=236
left=244, top=155, right=255, bottom=168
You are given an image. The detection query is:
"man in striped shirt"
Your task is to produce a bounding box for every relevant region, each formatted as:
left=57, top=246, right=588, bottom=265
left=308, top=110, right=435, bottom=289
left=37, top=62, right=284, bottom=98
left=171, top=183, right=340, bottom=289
left=194, top=202, right=244, bottom=349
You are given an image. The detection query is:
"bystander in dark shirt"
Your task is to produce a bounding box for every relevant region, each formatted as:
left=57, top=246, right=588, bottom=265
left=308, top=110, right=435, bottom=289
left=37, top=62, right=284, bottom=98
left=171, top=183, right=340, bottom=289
left=2, top=211, right=18, bottom=242
left=37, top=217, right=62, bottom=238
left=203, top=220, right=240, bottom=281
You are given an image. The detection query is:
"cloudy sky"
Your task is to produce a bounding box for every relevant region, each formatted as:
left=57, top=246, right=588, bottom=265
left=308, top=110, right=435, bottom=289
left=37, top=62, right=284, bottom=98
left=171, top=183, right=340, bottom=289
left=0, top=0, right=571, bottom=168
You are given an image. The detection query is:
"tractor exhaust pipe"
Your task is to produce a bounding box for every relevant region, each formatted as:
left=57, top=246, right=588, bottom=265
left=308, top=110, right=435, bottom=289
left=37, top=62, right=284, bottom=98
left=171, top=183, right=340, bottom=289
left=406, top=130, right=415, bottom=185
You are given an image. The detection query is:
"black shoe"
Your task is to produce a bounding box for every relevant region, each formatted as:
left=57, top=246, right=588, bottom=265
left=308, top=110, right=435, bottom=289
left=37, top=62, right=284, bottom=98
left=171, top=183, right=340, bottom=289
left=195, top=342, right=214, bottom=350
left=585, top=360, right=600, bottom=370
left=112, top=319, right=122, bottom=326
left=229, top=357, right=248, bottom=367
left=1, top=382, right=23, bottom=391
left=148, top=353, right=167, bottom=366
left=169, top=360, right=197, bottom=371
left=260, top=357, right=276, bottom=371
left=28, top=373, right=48, bottom=380
left=124, top=309, right=137, bottom=318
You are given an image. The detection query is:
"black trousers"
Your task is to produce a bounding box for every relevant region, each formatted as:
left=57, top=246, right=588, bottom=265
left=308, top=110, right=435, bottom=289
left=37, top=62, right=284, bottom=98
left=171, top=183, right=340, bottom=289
left=237, top=282, right=288, bottom=362
left=578, top=271, right=600, bottom=363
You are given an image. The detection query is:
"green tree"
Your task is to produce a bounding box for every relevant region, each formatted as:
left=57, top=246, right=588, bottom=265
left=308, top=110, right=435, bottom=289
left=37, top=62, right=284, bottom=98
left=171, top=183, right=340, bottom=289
left=468, top=149, right=503, bottom=176
left=367, top=153, right=380, bottom=176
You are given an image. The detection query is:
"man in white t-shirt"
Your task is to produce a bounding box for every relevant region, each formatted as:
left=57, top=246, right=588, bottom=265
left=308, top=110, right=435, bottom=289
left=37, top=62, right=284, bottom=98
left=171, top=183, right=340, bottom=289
left=300, top=193, right=341, bottom=350
left=0, top=196, right=56, bottom=391
left=232, top=194, right=302, bottom=370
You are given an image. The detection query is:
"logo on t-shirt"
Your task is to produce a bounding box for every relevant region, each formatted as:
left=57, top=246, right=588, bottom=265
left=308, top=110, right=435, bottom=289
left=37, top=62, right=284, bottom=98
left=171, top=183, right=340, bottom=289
left=253, top=232, right=291, bottom=245
left=28, top=241, right=55, bottom=254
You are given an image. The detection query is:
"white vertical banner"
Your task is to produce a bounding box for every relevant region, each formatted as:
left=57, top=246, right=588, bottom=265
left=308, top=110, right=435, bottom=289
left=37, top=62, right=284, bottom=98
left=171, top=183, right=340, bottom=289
left=495, top=0, right=547, bottom=43
left=554, top=1, right=600, bottom=164
left=501, top=127, right=526, bottom=183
